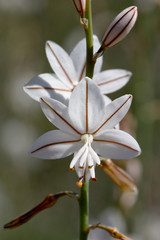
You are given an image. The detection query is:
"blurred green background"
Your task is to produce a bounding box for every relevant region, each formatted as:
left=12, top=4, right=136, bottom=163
left=0, top=0, right=160, bottom=239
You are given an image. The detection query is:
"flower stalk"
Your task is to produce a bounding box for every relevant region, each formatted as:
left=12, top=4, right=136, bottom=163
left=80, top=1, right=94, bottom=239
left=84, top=0, right=94, bottom=78
left=79, top=182, right=89, bottom=240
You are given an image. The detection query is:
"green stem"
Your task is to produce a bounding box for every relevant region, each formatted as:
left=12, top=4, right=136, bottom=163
left=85, top=0, right=94, bottom=78
left=79, top=182, right=89, bottom=240
left=79, top=1, right=95, bottom=240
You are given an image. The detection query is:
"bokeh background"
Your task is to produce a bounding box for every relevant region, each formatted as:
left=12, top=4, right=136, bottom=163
left=0, top=0, right=160, bottom=239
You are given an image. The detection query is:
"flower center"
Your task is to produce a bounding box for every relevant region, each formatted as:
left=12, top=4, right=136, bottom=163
left=81, top=134, right=93, bottom=145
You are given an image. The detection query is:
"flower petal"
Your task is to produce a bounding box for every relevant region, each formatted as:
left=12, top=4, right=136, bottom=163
left=68, top=78, right=105, bottom=133
left=103, top=95, right=112, bottom=106
left=70, top=36, right=102, bottom=81
left=70, top=38, right=86, bottom=82
left=23, top=73, right=72, bottom=104
left=92, top=129, right=141, bottom=159
left=30, top=130, right=81, bottom=159
left=40, top=97, right=81, bottom=136
left=93, top=69, right=132, bottom=94
left=45, top=41, right=78, bottom=87
left=92, top=94, right=132, bottom=135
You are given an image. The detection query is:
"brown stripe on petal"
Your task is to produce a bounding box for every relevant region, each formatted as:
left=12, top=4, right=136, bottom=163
left=97, top=73, right=131, bottom=87
left=103, top=6, right=136, bottom=48
left=78, top=62, right=86, bottom=82
left=41, top=98, right=81, bottom=135
left=26, top=86, right=73, bottom=92
left=94, top=139, right=139, bottom=152
left=86, top=80, right=89, bottom=133
left=47, top=42, right=75, bottom=87
left=92, top=95, right=131, bottom=135
left=31, top=139, right=80, bottom=154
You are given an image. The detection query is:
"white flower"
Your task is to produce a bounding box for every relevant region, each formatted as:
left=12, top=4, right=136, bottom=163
left=23, top=36, right=132, bottom=105
left=30, top=78, right=141, bottom=182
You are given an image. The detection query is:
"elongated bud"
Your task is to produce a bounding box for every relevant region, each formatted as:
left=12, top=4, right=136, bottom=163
left=101, top=158, right=138, bottom=195
left=87, top=224, right=132, bottom=240
left=73, top=0, right=86, bottom=16
left=103, top=6, right=137, bottom=48
left=4, top=191, right=77, bottom=229
left=94, top=6, right=138, bottom=59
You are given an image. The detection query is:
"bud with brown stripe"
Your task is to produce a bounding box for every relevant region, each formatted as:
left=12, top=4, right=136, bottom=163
left=73, top=0, right=86, bottom=16
left=95, top=6, right=138, bottom=59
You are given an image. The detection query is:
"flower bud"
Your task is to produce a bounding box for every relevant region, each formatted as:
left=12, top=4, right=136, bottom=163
left=102, top=6, right=138, bottom=49
left=101, top=158, right=138, bottom=195
left=4, top=191, right=76, bottom=229
left=73, top=0, right=86, bottom=16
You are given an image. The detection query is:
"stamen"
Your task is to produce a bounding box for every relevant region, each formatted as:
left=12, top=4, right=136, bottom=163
left=70, top=143, right=87, bottom=169
left=79, top=147, right=88, bottom=167
left=89, top=146, right=101, bottom=165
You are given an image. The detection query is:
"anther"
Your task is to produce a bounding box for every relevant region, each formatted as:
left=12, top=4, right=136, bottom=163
left=91, top=178, right=97, bottom=182
left=76, top=181, right=83, bottom=188
left=79, top=166, right=84, bottom=169
left=97, top=164, right=103, bottom=167
left=69, top=168, right=75, bottom=171
left=88, top=165, right=93, bottom=169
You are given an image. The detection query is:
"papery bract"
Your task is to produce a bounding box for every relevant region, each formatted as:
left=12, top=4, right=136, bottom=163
left=101, top=158, right=138, bottom=194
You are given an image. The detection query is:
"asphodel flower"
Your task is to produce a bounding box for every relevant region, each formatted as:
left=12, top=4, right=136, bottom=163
left=95, top=6, right=138, bottom=58
left=23, top=36, right=132, bottom=105
left=30, top=78, right=141, bottom=182
left=73, top=0, right=86, bottom=16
